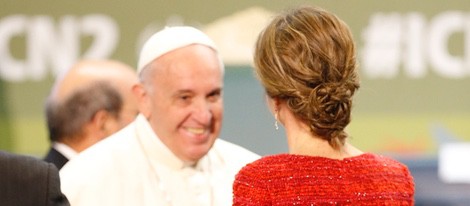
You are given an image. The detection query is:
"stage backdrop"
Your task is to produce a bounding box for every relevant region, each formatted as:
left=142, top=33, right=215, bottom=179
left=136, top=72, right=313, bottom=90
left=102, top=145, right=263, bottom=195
left=1, top=0, right=469, bottom=157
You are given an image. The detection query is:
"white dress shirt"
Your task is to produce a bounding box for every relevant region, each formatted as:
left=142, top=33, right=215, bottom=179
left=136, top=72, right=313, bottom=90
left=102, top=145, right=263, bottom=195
left=60, top=114, right=259, bottom=206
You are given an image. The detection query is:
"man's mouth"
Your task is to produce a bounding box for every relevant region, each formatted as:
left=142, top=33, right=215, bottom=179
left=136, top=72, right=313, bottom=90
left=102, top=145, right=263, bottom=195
left=185, top=127, right=207, bottom=135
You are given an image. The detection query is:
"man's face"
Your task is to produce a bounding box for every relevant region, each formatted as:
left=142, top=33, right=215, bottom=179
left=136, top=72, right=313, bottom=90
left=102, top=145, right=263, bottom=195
left=144, top=44, right=223, bottom=163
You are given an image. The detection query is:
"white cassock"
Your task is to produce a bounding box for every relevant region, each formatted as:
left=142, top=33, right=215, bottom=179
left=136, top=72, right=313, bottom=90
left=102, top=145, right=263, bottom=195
left=60, top=114, right=260, bottom=206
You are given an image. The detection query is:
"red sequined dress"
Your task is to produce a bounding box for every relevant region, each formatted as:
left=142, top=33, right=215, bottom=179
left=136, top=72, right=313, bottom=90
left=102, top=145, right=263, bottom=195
left=233, top=153, right=414, bottom=205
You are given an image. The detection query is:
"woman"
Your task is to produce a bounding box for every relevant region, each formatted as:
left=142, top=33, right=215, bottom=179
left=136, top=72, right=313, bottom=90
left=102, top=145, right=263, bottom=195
left=233, top=5, right=414, bottom=205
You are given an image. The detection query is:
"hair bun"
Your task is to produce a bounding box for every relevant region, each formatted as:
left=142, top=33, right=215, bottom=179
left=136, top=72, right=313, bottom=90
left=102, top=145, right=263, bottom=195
left=309, top=82, right=352, bottom=126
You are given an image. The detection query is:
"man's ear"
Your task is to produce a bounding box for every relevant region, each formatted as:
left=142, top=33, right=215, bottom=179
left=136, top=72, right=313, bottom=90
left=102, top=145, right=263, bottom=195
left=132, top=83, right=151, bottom=118
left=88, top=110, right=109, bottom=138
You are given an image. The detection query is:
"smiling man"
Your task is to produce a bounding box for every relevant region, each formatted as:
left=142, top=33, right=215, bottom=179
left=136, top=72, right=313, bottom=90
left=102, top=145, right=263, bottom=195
left=59, top=26, right=259, bottom=206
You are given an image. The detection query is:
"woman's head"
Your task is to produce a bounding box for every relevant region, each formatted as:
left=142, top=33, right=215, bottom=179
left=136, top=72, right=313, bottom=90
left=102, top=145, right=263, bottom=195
left=254, top=6, right=360, bottom=148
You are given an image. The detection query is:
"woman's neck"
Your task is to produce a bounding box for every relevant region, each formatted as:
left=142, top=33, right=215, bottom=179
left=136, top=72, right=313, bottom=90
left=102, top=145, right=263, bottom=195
left=282, top=113, right=362, bottom=160
left=287, top=129, right=342, bottom=159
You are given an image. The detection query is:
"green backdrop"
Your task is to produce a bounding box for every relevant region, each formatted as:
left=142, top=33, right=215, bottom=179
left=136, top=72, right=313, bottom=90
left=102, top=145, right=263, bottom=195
left=1, top=0, right=469, bottom=157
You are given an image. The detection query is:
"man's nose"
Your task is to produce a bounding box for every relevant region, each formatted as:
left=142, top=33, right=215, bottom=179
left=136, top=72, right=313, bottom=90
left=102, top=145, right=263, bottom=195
left=192, top=100, right=212, bottom=124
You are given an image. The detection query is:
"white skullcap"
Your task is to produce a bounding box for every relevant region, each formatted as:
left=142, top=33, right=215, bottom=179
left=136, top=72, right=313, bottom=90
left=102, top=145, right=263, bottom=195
left=137, top=26, right=218, bottom=74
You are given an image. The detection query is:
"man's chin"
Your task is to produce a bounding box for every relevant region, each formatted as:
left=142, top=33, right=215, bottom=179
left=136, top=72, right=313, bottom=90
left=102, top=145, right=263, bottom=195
left=186, top=146, right=213, bottom=161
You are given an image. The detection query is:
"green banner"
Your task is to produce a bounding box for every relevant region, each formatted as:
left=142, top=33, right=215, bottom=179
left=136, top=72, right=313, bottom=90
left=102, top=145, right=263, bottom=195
left=1, top=0, right=469, bottom=156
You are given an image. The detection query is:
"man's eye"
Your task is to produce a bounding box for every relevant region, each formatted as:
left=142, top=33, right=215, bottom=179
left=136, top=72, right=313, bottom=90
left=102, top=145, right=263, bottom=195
left=208, top=91, right=221, bottom=102
left=180, top=95, right=191, bottom=101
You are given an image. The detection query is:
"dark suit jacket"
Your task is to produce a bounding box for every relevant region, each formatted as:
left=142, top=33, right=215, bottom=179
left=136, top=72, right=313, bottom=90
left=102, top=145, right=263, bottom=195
left=0, top=150, right=70, bottom=206
left=44, top=148, right=69, bottom=170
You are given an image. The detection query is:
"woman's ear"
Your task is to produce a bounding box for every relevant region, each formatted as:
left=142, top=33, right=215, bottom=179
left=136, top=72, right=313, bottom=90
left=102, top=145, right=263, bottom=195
left=132, top=84, right=151, bottom=118
left=265, top=95, right=281, bottom=114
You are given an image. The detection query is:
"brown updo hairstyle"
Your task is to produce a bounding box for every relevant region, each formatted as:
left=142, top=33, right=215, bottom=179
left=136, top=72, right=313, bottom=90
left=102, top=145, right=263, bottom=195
left=254, top=5, right=360, bottom=149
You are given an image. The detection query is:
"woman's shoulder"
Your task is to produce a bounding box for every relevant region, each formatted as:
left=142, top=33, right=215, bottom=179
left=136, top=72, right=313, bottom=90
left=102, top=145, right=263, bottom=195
left=359, top=153, right=410, bottom=169
left=237, top=154, right=291, bottom=175
left=246, top=153, right=294, bottom=166
left=352, top=153, right=413, bottom=181
left=237, top=153, right=333, bottom=176
left=234, top=154, right=304, bottom=186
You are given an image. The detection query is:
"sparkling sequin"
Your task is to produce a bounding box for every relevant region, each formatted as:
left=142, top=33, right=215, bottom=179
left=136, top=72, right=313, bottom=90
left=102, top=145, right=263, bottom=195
left=233, top=153, right=414, bottom=205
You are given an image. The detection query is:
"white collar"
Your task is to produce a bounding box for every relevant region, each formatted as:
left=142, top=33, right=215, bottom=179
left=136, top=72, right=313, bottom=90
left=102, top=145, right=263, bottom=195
left=52, top=142, right=79, bottom=160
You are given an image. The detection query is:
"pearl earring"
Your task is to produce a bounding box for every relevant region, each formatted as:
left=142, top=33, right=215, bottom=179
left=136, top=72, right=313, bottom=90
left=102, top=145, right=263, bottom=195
left=274, top=112, right=279, bottom=130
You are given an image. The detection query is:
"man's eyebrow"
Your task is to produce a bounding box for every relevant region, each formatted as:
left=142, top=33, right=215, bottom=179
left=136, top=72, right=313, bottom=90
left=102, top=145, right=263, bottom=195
left=209, top=88, right=222, bottom=94
left=170, top=89, right=193, bottom=97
